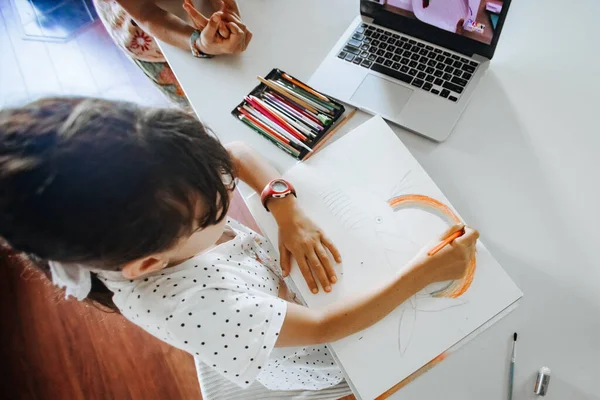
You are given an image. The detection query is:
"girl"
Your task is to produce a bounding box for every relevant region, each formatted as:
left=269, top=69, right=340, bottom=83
left=0, top=97, right=478, bottom=399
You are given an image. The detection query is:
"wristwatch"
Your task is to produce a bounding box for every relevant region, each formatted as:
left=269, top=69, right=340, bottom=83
left=190, top=30, right=213, bottom=58
left=260, top=179, right=297, bottom=211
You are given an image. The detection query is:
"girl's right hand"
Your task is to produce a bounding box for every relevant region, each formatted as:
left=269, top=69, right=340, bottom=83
left=411, top=224, right=479, bottom=286
left=276, top=224, right=479, bottom=347
left=276, top=224, right=479, bottom=348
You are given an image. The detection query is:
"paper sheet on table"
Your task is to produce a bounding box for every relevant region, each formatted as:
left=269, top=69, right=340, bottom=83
left=250, top=116, right=522, bottom=399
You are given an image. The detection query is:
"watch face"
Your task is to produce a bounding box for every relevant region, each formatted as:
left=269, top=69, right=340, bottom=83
left=272, top=181, right=288, bottom=193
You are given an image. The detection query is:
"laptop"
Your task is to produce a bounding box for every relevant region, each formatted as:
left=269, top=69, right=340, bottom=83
left=309, top=0, right=512, bottom=141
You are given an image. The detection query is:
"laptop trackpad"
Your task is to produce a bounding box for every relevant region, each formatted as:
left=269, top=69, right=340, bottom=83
left=350, top=74, right=413, bottom=117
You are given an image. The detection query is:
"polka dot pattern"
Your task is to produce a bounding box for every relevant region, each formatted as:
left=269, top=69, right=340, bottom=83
left=97, top=219, right=344, bottom=391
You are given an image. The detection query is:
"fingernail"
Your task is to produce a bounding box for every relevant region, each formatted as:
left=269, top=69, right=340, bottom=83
left=325, top=286, right=331, bottom=292
left=331, top=276, right=337, bottom=283
left=312, top=288, right=318, bottom=294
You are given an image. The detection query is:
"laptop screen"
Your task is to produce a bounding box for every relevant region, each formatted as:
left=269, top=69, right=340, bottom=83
left=362, top=0, right=504, bottom=46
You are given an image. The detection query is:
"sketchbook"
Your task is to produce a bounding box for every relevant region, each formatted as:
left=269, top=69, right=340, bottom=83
left=248, top=116, right=523, bottom=399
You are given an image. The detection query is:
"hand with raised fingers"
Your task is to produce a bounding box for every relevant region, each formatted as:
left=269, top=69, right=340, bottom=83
left=183, top=0, right=251, bottom=53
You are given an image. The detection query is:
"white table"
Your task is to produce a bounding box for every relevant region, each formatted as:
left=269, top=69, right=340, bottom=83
left=158, top=0, right=600, bottom=398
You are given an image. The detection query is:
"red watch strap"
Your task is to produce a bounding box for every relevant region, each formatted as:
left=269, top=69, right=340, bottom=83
left=261, top=179, right=296, bottom=211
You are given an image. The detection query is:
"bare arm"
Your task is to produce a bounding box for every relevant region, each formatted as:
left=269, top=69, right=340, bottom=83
left=226, top=142, right=342, bottom=293
left=225, top=141, right=479, bottom=347
left=226, top=141, right=305, bottom=222
left=276, top=225, right=479, bottom=347
left=277, top=261, right=426, bottom=346
left=225, top=141, right=284, bottom=199
left=116, top=0, right=251, bottom=56
left=116, top=0, right=194, bottom=52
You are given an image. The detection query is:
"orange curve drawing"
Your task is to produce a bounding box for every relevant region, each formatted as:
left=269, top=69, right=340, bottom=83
left=388, top=194, right=476, bottom=298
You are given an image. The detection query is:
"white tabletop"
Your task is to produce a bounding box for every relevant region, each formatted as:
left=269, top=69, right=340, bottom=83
left=158, top=0, right=600, bottom=398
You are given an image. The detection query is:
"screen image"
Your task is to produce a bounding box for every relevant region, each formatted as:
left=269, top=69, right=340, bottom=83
left=367, top=0, right=503, bottom=45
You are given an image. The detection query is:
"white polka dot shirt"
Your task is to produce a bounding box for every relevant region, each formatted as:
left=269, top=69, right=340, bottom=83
left=97, top=219, right=344, bottom=391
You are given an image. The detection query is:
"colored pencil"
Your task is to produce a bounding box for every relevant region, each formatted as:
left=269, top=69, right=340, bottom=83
left=239, top=114, right=292, bottom=151
left=242, top=102, right=313, bottom=153
left=282, top=72, right=332, bottom=103
left=268, top=90, right=332, bottom=126
left=238, top=113, right=293, bottom=150
left=262, top=94, right=318, bottom=130
left=251, top=95, right=313, bottom=140
left=239, top=116, right=299, bottom=158
left=257, top=76, right=320, bottom=114
left=269, top=89, right=332, bottom=125
left=269, top=80, right=333, bottom=115
left=275, top=79, right=334, bottom=108
left=261, top=97, right=317, bottom=138
left=267, top=92, right=324, bottom=127
left=248, top=101, right=305, bottom=144
left=240, top=105, right=308, bottom=151
left=302, top=108, right=357, bottom=161
left=237, top=107, right=291, bottom=145
left=268, top=79, right=326, bottom=112
left=269, top=91, right=323, bottom=125
left=238, top=109, right=303, bottom=156
left=275, top=79, right=337, bottom=111
left=264, top=92, right=324, bottom=130
left=243, top=102, right=302, bottom=143
left=428, top=227, right=465, bottom=256
left=248, top=95, right=307, bottom=141
left=249, top=96, right=306, bottom=141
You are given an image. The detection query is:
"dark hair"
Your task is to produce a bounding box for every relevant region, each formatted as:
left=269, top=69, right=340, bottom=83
left=0, top=97, right=235, bottom=311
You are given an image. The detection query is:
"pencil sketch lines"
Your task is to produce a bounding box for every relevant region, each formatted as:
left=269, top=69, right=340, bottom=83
left=387, top=193, right=475, bottom=355
left=320, top=188, right=368, bottom=230
left=397, top=295, right=467, bottom=355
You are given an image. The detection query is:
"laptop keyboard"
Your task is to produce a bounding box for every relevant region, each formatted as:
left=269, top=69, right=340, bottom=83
left=338, top=23, right=479, bottom=102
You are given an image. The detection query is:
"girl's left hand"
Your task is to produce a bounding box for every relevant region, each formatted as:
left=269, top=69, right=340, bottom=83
left=273, top=202, right=342, bottom=294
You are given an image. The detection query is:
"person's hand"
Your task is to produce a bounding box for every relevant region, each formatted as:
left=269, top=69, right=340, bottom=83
left=184, top=0, right=228, bottom=37
left=456, top=18, right=465, bottom=35
left=183, top=0, right=251, bottom=55
left=206, top=0, right=244, bottom=38
left=213, top=0, right=242, bottom=20
left=273, top=201, right=342, bottom=294
left=214, top=0, right=246, bottom=39
left=411, top=224, right=479, bottom=285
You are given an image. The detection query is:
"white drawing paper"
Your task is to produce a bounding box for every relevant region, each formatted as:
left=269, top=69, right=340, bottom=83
left=250, top=116, right=522, bottom=399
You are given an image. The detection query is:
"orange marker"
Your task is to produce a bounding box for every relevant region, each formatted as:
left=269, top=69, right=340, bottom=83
left=428, top=227, right=465, bottom=256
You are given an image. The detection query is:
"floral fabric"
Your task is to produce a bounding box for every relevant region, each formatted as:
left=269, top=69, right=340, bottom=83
left=93, top=0, right=190, bottom=108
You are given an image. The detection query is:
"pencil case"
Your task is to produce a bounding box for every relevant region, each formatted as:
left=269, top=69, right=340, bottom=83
left=231, top=68, right=346, bottom=160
